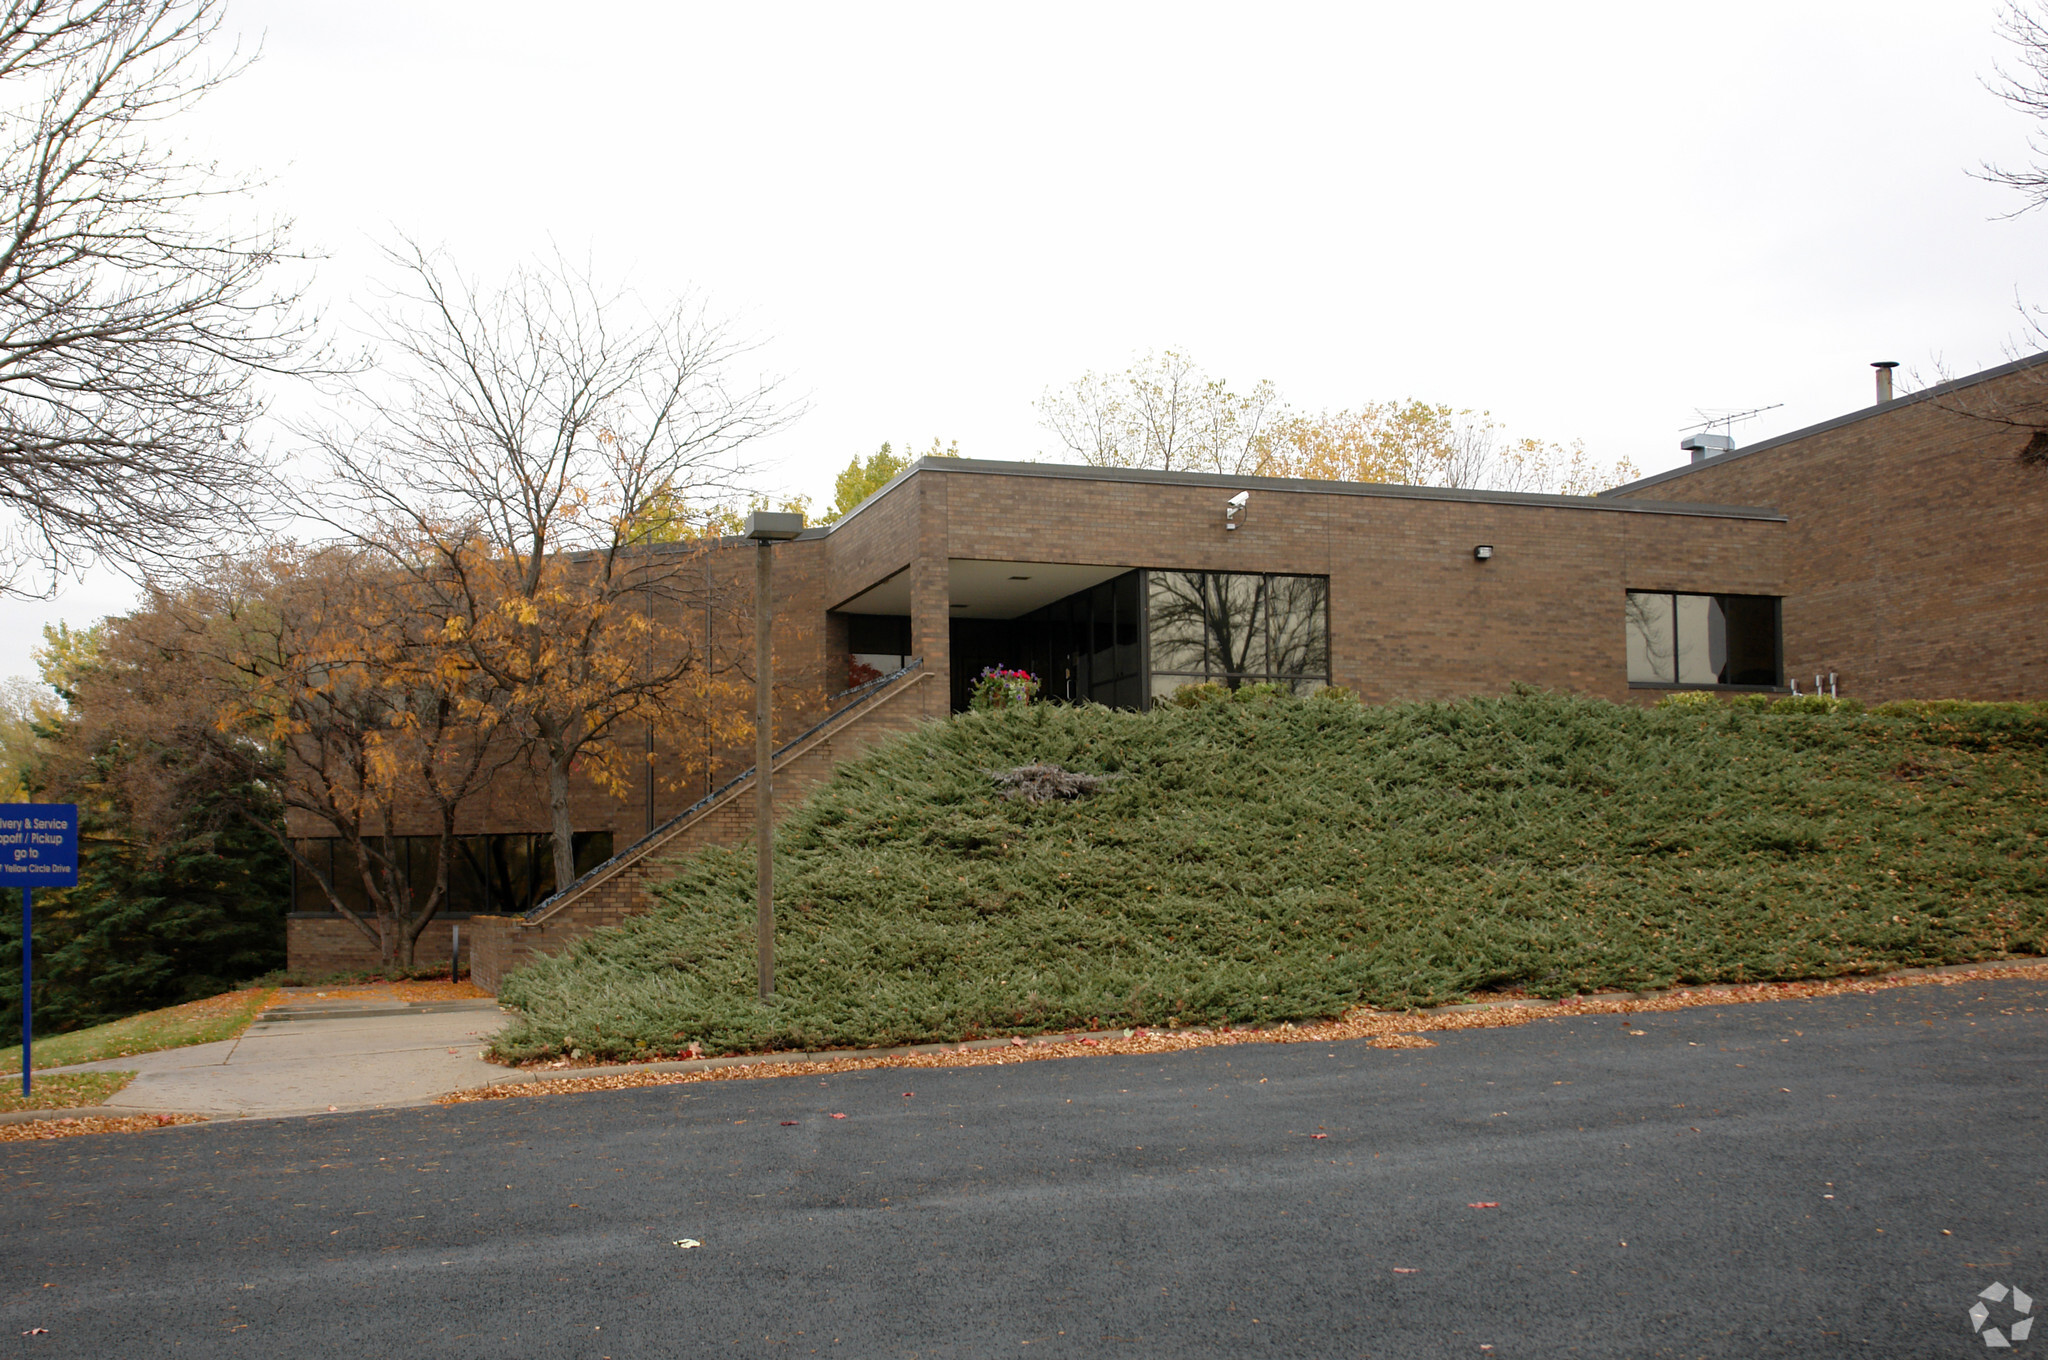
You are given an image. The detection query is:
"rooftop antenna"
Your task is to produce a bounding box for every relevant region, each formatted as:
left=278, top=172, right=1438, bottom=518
left=1680, top=403, right=1784, bottom=444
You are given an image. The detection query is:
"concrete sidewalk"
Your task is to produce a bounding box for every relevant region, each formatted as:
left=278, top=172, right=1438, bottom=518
left=34, top=993, right=516, bottom=1119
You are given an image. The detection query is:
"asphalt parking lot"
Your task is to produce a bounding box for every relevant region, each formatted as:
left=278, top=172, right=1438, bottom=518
left=1, top=978, right=2041, bottom=1359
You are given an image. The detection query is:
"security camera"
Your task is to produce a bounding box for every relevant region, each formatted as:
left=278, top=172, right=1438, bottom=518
left=1225, top=490, right=1249, bottom=531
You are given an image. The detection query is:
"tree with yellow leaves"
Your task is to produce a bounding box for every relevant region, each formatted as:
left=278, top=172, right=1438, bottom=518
left=1260, top=400, right=1639, bottom=495
left=819, top=439, right=960, bottom=524
left=314, top=243, right=789, bottom=897
left=66, top=544, right=520, bottom=965
left=1040, top=351, right=1637, bottom=494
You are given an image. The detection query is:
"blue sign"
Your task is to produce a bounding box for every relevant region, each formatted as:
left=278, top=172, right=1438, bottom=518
left=0, top=804, right=78, bottom=888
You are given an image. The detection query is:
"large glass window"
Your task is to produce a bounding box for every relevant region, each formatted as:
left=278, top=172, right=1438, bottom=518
left=995, top=569, right=1146, bottom=709
left=1147, top=570, right=1329, bottom=699
left=844, top=614, right=912, bottom=684
left=291, top=831, right=615, bottom=916
left=1625, top=591, right=1780, bottom=687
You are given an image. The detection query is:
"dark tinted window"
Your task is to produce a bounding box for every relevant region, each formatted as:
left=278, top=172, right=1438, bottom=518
left=1626, top=591, right=1780, bottom=687
left=1146, top=570, right=1331, bottom=701
left=846, top=614, right=911, bottom=653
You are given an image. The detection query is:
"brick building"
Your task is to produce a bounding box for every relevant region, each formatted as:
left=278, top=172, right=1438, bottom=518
left=290, top=349, right=2048, bottom=977
left=1603, top=353, right=2048, bottom=702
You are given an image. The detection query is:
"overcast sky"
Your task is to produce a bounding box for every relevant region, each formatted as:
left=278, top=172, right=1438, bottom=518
left=7, top=0, right=2043, bottom=680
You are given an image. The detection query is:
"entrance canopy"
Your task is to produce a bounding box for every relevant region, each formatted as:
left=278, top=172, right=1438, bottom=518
left=833, top=559, right=1131, bottom=619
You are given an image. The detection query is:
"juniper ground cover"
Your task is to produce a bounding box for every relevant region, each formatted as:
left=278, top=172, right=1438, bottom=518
left=491, top=691, right=2047, bottom=1064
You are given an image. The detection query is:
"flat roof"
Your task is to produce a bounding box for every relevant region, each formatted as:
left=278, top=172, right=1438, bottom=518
left=1602, top=348, right=2048, bottom=497
left=827, top=456, right=1785, bottom=531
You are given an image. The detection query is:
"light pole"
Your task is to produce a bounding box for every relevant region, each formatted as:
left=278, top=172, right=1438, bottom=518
left=743, top=511, right=803, bottom=999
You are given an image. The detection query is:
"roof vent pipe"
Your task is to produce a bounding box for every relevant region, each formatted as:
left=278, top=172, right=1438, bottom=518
left=1872, top=361, right=1898, bottom=405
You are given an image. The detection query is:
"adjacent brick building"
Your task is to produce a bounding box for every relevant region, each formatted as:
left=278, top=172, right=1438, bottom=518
left=291, top=350, right=2048, bottom=976
left=1603, top=352, right=2048, bottom=702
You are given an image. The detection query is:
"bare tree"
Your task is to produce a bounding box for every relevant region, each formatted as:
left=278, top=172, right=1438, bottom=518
left=1984, top=2, right=2048, bottom=215
left=0, top=0, right=317, bottom=595
left=1042, top=352, right=1635, bottom=492
left=1038, top=349, right=1279, bottom=475
left=315, top=242, right=787, bottom=895
left=1915, top=2, right=2048, bottom=471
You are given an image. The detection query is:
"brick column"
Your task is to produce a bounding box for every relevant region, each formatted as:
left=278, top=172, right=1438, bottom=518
left=910, top=469, right=951, bottom=717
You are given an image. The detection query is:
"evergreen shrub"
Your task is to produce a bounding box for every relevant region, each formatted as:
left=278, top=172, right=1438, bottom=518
left=492, top=692, right=2048, bottom=1063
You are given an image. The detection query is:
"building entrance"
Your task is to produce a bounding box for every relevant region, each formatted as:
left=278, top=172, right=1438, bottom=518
left=950, top=569, right=1144, bottom=711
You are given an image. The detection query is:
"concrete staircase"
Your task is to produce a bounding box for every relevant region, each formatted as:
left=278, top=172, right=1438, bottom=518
left=467, top=661, right=933, bottom=993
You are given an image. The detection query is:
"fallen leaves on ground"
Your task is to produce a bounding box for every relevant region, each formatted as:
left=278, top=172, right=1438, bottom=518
left=0, top=1113, right=207, bottom=1142
left=0, top=989, right=276, bottom=1076
left=280, top=980, right=490, bottom=1004
left=0, top=1071, right=135, bottom=1113
left=439, top=960, right=2048, bottom=1109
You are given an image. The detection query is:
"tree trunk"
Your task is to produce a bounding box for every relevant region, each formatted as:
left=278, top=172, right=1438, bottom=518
left=548, top=752, right=577, bottom=894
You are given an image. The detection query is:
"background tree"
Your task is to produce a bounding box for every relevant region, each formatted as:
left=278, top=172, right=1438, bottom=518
left=1040, top=350, right=1638, bottom=492
left=47, top=544, right=522, bottom=968
left=0, top=670, right=55, bottom=797
left=1985, top=1, right=2048, bottom=215
left=0, top=0, right=316, bottom=595
left=0, top=620, right=287, bottom=1036
left=1038, top=350, right=1279, bottom=475
left=818, top=438, right=959, bottom=524
left=1262, top=401, right=1638, bottom=494
left=316, top=244, right=786, bottom=895
left=1948, top=0, right=2048, bottom=472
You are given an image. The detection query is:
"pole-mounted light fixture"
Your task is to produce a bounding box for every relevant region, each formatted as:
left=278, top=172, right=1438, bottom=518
left=743, top=511, right=804, bottom=1000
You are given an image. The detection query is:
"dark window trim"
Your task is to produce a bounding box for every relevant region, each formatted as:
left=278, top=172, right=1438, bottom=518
left=1625, top=589, right=1783, bottom=690
left=1627, top=681, right=1790, bottom=694
left=1140, top=568, right=1332, bottom=703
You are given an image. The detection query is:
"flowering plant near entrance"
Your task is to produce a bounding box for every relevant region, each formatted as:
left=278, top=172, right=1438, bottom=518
left=971, top=666, right=1040, bottom=711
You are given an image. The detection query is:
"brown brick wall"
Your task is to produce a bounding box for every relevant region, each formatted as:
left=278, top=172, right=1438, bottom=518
left=1608, top=368, right=2048, bottom=701
left=913, top=468, right=1784, bottom=704
left=468, top=670, right=935, bottom=993
left=286, top=915, right=467, bottom=977
left=824, top=475, right=920, bottom=608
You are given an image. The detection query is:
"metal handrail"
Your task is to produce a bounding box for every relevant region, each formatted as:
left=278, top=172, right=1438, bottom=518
left=521, top=658, right=925, bottom=921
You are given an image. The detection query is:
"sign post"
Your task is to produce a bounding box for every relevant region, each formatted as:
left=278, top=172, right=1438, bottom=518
left=0, top=805, right=79, bottom=1096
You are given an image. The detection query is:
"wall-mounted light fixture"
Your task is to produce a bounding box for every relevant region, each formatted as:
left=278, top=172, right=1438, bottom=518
left=1225, top=490, right=1249, bottom=531
left=1473, top=544, right=1494, bottom=561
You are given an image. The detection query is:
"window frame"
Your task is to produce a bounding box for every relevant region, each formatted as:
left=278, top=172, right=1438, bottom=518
left=287, top=829, right=616, bottom=918
left=1143, top=569, right=1332, bottom=705
left=1624, top=589, right=1786, bottom=692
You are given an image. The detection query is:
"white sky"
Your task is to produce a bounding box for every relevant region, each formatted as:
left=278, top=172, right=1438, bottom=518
left=7, top=0, right=2044, bottom=681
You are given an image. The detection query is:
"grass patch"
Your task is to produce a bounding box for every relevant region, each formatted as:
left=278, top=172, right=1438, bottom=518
left=0, top=1071, right=135, bottom=1112
left=493, top=691, right=2048, bottom=1064
left=0, top=987, right=275, bottom=1074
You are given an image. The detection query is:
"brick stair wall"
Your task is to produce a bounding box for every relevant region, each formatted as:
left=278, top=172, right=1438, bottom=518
left=469, top=666, right=934, bottom=993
